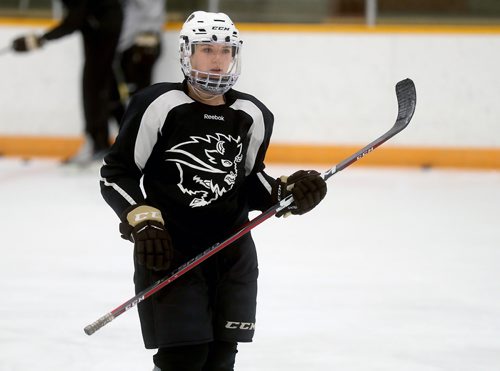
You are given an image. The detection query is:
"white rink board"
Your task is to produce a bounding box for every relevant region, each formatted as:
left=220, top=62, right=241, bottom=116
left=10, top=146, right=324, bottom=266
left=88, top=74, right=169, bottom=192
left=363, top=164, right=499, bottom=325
left=1, top=26, right=500, bottom=147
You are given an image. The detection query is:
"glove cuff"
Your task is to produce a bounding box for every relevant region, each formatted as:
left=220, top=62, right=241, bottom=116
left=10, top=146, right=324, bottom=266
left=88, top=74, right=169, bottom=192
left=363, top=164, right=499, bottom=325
left=134, top=32, right=160, bottom=47
left=120, top=205, right=165, bottom=242
left=272, top=176, right=290, bottom=202
left=26, top=34, right=43, bottom=50
left=125, top=204, right=164, bottom=227
left=273, top=176, right=294, bottom=218
left=274, top=170, right=324, bottom=218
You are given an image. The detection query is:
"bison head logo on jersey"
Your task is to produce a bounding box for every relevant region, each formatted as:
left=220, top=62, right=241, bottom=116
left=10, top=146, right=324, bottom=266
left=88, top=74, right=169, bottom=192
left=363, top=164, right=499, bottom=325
left=165, top=133, right=243, bottom=207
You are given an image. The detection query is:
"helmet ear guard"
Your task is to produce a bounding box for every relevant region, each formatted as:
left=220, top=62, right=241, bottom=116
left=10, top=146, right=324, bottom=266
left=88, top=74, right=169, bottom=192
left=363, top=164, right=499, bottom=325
left=179, top=11, right=242, bottom=95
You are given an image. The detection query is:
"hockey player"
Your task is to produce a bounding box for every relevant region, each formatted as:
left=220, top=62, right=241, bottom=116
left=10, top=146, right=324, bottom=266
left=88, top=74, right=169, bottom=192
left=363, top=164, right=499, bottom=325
left=100, top=11, right=327, bottom=371
left=116, top=0, right=165, bottom=96
left=11, top=0, right=123, bottom=164
left=108, top=0, right=165, bottom=125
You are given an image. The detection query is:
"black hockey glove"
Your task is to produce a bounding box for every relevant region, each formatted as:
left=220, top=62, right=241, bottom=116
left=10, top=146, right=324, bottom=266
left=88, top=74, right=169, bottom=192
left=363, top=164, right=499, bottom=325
left=120, top=205, right=173, bottom=271
left=12, top=34, right=44, bottom=52
left=273, top=170, right=327, bottom=217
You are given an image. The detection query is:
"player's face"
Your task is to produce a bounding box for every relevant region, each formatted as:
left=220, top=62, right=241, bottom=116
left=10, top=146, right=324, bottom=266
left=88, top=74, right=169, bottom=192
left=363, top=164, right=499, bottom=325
left=191, top=43, right=234, bottom=75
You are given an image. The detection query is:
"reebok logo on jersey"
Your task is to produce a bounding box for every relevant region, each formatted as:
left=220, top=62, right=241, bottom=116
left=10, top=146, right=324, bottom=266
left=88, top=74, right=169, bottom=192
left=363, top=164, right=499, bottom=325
left=204, top=114, right=225, bottom=121
left=225, top=321, right=255, bottom=330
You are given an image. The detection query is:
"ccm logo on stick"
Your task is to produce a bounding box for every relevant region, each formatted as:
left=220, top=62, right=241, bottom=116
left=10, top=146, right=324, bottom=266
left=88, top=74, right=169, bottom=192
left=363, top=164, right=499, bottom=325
left=225, top=321, right=255, bottom=330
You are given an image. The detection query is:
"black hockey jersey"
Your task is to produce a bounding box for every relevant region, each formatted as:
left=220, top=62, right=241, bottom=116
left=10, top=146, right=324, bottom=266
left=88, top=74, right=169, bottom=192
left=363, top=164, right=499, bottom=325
left=100, top=81, right=277, bottom=249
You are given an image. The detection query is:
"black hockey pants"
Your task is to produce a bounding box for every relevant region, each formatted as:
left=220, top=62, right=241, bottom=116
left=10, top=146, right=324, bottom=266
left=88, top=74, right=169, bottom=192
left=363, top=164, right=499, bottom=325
left=134, top=233, right=258, bottom=348
left=153, top=340, right=238, bottom=371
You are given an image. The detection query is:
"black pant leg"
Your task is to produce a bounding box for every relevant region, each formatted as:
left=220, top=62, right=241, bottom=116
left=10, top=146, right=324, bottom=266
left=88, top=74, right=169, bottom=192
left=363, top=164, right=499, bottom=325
left=82, top=29, right=120, bottom=152
left=153, top=341, right=237, bottom=371
left=203, top=341, right=238, bottom=371
left=154, top=343, right=209, bottom=371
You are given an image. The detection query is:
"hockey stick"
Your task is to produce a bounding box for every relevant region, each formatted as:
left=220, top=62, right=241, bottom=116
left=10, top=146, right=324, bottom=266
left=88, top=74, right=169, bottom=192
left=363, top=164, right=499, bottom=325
left=323, top=78, right=416, bottom=180
left=112, top=58, right=130, bottom=104
left=84, top=78, right=416, bottom=336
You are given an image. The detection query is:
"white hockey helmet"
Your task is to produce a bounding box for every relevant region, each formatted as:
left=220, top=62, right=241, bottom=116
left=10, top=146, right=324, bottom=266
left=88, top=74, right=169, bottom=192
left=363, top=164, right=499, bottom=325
left=179, top=11, right=242, bottom=95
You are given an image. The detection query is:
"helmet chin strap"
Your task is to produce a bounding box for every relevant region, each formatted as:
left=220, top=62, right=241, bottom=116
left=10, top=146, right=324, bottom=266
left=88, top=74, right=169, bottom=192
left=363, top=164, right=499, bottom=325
left=187, top=82, right=225, bottom=105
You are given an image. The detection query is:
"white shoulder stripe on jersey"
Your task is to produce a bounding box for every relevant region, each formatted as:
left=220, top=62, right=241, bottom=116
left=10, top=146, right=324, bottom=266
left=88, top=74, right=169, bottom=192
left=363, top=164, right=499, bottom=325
left=229, top=99, right=265, bottom=176
left=135, top=90, right=194, bottom=170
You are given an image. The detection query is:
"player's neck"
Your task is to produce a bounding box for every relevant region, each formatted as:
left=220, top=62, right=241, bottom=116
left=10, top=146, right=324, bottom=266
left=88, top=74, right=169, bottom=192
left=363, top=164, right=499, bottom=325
left=187, top=84, right=225, bottom=106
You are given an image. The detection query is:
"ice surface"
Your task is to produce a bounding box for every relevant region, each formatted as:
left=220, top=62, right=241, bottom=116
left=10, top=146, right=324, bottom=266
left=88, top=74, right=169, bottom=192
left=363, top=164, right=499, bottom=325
left=0, top=158, right=499, bottom=371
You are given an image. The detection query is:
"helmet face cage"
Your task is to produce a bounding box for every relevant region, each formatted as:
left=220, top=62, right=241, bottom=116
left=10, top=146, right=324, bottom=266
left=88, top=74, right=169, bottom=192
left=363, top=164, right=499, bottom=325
left=179, top=11, right=242, bottom=95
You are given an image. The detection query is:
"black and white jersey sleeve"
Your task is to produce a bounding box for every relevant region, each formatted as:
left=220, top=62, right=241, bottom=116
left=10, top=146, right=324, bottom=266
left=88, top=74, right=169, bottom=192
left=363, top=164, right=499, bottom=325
left=100, top=82, right=192, bottom=218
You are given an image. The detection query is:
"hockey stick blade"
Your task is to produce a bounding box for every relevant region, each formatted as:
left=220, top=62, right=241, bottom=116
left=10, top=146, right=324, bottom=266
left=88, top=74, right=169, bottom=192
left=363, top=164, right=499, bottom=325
left=84, top=78, right=417, bottom=336
left=394, top=78, right=417, bottom=131
left=323, top=78, right=416, bottom=180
